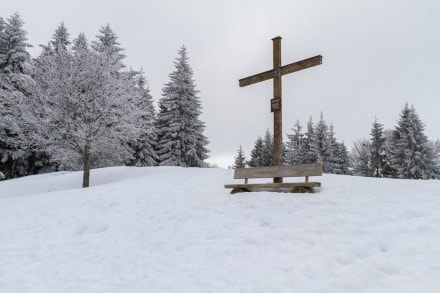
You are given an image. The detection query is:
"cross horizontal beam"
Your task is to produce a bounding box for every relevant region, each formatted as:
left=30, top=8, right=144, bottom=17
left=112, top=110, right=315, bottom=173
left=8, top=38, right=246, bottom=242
left=239, top=55, right=322, bottom=87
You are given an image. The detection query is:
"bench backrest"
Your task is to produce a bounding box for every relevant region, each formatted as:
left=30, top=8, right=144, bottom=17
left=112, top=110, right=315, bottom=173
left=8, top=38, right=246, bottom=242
left=233, top=163, right=323, bottom=179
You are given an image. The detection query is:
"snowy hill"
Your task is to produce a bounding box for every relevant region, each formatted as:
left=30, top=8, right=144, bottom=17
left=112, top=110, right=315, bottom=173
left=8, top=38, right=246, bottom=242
left=1, top=167, right=440, bottom=293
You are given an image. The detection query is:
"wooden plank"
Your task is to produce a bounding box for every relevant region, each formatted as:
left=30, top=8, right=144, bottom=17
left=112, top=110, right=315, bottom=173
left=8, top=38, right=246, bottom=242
left=233, top=163, right=323, bottom=179
left=239, top=69, right=275, bottom=87
left=280, top=55, right=322, bottom=76
left=238, top=55, right=322, bottom=88
left=272, top=37, right=283, bottom=183
left=224, top=182, right=321, bottom=189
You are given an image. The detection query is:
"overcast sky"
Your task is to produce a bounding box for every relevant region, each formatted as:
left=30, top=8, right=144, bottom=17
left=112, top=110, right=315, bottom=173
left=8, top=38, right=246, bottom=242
left=3, top=0, right=440, bottom=167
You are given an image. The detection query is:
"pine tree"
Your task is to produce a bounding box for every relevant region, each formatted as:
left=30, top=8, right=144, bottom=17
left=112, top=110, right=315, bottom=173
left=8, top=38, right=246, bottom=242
left=51, top=22, right=70, bottom=53
left=72, top=33, right=88, bottom=52
left=156, top=46, right=209, bottom=167
left=1, top=13, right=32, bottom=74
left=0, top=17, right=7, bottom=64
left=261, top=129, right=273, bottom=166
left=369, top=118, right=386, bottom=177
left=315, top=112, right=331, bottom=170
left=39, top=42, right=53, bottom=57
left=281, top=142, right=289, bottom=165
left=92, top=24, right=125, bottom=70
left=127, top=70, right=158, bottom=166
left=381, top=129, right=394, bottom=178
left=155, top=102, right=180, bottom=165
left=428, top=140, right=440, bottom=178
left=233, top=145, right=246, bottom=169
left=248, top=136, right=264, bottom=167
left=285, top=120, right=304, bottom=165
left=390, top=104, right=438, bottom=179
left=0, top=13, right=38, bottom=179
left=335, top=142, right=350, bottom=174
left=302, top=116, right=318, bottom=164
left=326, top=124, right=342, bottom=174
left=389, top=104, right=411, bottom=178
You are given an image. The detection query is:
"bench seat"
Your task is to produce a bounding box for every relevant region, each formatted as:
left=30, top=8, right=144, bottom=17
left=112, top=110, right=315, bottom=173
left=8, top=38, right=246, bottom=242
left=224, top=163, right=323, bottom=194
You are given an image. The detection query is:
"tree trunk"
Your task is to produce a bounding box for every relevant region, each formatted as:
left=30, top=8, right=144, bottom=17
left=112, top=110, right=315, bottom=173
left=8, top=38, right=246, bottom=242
left=82, top=144, right=91, bottom=188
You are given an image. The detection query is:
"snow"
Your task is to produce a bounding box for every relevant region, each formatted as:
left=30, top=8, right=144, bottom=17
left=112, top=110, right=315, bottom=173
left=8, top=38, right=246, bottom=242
left=1, top=167, right=440, bottom=292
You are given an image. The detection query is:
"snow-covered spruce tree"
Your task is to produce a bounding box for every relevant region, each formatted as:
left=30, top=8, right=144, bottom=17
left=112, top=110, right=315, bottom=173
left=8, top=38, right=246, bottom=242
left=281, top=142, right=289, bottom=165
left=0, top=13, right=32, bottom=74
left=126, top=69, right=159, bottom=167
left=381, top=129, right=394, bottom=178
left=233, top=145, right=246, bottom=169
left=31, top=38, right=141, bottom=187
left=432, top=140, right=440, bottom=156
left=324, top=124, right=337, bottom=173
left=350, top=138, right=371, bottom=177
left=369, top=118, right=386, bottom=177
left=335, top=141, right=350, bottom=174
left=51, top=22, right=70, bottom=53
left=326, top=124, right=345, bottom=174
left=285, top=120, right=304, bottom=165
left=72, top=33, right=88, bottom=52
left=0, top=17, right=6, bottom=59
left=428, top=140, right=440, bottom=178
left=302, top=116, right=318, bottom=164
left=390, top=104, right=438, bottom=179
left=38, top=42, right=53, bottom=57
left=315, top=112, right=332, bottom=171
left=36, top=22, right=70, bottom=57
left=261, top=129, right=274, bottom=166
left=92, top=24, right=125, bottom=71
left=0, top=13, right=41, bottom=179
left=0, top=17, right=8, bottom=174
left=156, top=46, right=209, bottom=167
left=248, top=136, right=264, bottom=167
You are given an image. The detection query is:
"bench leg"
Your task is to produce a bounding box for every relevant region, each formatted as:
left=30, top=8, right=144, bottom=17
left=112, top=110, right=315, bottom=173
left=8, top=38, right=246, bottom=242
left=230, top=188, right=251, bottom=194
left=291, top=186, right=314, bottom=193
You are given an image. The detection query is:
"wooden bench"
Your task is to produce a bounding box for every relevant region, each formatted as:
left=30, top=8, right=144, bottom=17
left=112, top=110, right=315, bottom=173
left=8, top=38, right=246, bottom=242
left=224, top=163, right=323, bottom=194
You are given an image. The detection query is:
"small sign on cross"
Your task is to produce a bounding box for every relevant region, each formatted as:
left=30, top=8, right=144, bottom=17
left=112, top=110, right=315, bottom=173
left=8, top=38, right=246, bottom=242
left=271, top=98, right=281, bottom=112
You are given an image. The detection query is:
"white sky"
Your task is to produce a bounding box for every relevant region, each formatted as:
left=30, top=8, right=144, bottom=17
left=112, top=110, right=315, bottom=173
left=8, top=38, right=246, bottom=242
left=3, top=0, right=440, bottom=167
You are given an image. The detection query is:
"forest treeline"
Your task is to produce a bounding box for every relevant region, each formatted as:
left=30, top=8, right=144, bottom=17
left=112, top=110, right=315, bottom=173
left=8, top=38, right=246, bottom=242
left=234, top=108, right=440, bottom=180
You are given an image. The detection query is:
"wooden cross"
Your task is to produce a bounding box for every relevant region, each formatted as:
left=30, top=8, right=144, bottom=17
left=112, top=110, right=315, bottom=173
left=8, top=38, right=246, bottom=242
left=239, top=36, right=322, bottom=183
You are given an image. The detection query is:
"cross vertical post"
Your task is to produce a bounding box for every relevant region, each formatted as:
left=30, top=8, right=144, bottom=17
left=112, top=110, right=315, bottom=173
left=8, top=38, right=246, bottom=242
left=238, top=37, right=322, bottom=184
left=272, top=37, right=283, bottom=183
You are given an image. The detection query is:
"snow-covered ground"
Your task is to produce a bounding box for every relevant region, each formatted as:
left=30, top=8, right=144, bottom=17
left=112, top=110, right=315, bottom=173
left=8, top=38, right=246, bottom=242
left=1, top=167, right=440, bottom=293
